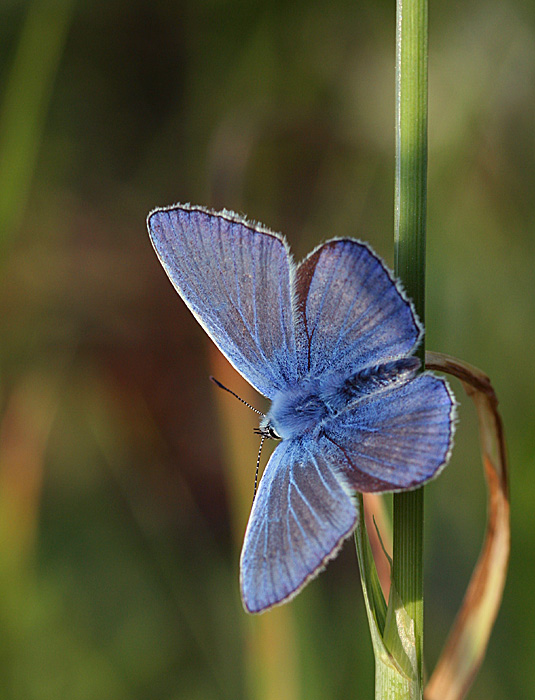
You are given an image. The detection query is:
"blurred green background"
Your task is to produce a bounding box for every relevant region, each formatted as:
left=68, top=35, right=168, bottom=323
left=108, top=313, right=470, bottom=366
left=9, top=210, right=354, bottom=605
left=0, top=0, right=533, bottom=698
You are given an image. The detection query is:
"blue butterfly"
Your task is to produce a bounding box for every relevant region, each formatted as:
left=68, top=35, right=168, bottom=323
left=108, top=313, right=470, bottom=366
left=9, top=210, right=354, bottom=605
left=147, top=204, right=455, bottom=614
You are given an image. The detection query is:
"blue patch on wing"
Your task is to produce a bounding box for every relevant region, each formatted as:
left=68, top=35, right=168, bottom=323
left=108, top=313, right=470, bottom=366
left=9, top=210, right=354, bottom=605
left=240, top=437, right=358, bottom=613
left=295, top=240, right=422, bottom=378
left=148, top=205, right=301, bottom=398
left=320, top=373, right=455, bottom=492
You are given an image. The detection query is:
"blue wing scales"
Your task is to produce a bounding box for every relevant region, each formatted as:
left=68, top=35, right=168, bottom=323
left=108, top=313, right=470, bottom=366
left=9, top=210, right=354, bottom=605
left=148, top=205, right=301, bottom=398
left=240, top=437, right=358, bottom=613
left=295, top=239, right=422, bottom=378
left=320, top=373, right=455, bottom=492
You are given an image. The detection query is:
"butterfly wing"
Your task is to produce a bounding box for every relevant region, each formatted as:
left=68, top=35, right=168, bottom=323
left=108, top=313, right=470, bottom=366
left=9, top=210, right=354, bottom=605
left=295, top=239, right=422, bottom=378
left=148, top=205, right=300, bottom=398
left=240, top=437, right=358, bottom=613
left=319, top=372, right=455, bottom=492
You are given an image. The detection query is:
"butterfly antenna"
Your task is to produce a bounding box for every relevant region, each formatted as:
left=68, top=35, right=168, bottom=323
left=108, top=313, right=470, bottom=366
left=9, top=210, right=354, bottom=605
left=210, top=376, right=266, bottom=503
left=253, top=434, right=266, bottom=504
left=209, top=376, right=265, bottom=416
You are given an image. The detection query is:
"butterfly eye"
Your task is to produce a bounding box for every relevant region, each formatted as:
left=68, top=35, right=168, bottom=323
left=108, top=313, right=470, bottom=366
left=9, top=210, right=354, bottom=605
left=254, top=422, right=282, bottom=441
left=267, top=425, right=282, bottom=440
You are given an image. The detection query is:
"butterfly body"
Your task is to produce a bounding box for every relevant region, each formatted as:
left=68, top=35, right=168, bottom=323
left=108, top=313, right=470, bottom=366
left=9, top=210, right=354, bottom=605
left=263, top=356, right=421, bottom=440
left=147, top=203, right=456, bottom=613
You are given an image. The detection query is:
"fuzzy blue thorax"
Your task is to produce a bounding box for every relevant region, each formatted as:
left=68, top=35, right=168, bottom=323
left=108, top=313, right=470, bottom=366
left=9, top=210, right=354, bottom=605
left=260, top=357, right=420, bottom=441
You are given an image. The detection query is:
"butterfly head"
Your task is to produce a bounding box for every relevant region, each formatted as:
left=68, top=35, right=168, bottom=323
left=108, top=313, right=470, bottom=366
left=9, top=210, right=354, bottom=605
left=254, top=419, right=282, bottom=441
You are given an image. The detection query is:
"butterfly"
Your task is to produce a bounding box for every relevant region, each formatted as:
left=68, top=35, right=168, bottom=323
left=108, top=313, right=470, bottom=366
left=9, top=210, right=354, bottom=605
left=147, top=203, right=455, bottom=614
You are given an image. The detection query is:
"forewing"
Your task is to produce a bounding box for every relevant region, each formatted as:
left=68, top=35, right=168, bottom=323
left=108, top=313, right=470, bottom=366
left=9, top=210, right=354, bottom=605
left=240, top=438, right=358, bottom=613
left=320, top=373, right=455, bottom=491
left=148, top=204, right=300, bottom=397
left=295, top=239, right=421, bottom=378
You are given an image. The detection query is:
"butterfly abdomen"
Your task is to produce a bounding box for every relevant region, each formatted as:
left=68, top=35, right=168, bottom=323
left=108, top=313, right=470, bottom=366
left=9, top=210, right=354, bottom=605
left=345, top=356, right=420, bottom=395
left=319, top=356, right=421, bottom=412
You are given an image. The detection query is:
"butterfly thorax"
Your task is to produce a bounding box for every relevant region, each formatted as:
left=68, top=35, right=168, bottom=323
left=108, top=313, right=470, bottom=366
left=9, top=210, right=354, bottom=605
left=260, top=356, right=421, bottom=441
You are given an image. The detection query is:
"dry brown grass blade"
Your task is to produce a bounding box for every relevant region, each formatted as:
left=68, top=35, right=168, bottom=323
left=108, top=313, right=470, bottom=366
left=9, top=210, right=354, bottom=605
left=363, top=493, right=392, bottom=601
left=424, top=351, right=510, bottom=700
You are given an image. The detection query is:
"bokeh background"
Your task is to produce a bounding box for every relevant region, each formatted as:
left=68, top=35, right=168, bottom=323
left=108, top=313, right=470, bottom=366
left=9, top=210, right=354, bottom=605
left=1, top=0, right=533, bottom=698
